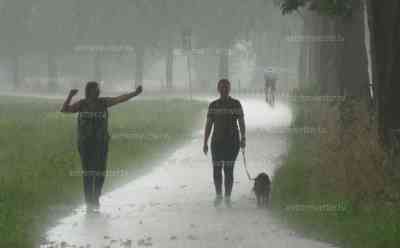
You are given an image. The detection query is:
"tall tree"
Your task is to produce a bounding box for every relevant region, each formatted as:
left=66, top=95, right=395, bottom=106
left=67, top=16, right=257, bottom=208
left=280, top=0, right=368, bottom=97
left=280, top=0, right=400, bottom=149
left=365, top=0, right=400, bottom=148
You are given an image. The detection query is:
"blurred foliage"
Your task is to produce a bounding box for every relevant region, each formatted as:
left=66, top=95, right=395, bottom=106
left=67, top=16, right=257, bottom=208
left=279, top=0, right=356, bottom=17
left=272, top=98, right=400, bottom=248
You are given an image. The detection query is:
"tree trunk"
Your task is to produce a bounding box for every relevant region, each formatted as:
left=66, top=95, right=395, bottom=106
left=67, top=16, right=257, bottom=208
left=338, top=2, right=369, bottom=99
left=93, top=52, right=102, bottom=82
left=48, top=52, right=58, bottom=93
left=135, top=44, right=144, bottom=88
left=318, top=15, right=342, bottom=96
left=301, top=11, right=322, bottom=91
left=166, top=46, right=173, bottom=89
left=218, top=48, right=229, bottom=79
left=298, top=42, right=307, bottom=89
left=367, top=0, right=400, bottom=148
left=11, top=54, right=20, bottom=91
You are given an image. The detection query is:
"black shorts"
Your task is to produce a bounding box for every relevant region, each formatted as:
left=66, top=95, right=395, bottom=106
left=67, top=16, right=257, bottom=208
left=265, top=80, right=276, bottom=91
left=211, top=140, right=240, bottom=164
left=78, top=138, right=109, bottom=172
left=271, top=81, right=276, bottom=91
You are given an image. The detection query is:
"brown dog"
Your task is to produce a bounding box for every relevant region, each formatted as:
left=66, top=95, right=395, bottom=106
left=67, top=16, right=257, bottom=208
left=253, top=173, right=271, bottom=208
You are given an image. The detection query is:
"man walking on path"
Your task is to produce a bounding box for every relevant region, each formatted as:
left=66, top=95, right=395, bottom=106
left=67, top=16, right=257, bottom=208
left=264, top=67, right=277, bottom=106
left=61, top=82, right=143, bottom=211
left=203, top=79, right=246, bottom=207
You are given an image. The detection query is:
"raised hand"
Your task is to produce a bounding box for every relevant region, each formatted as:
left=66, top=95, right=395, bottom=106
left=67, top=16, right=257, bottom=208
left=240, top=137, right=246, bottom=149
left=135, top=85, right=143, bottom=95
left=69, top=89, right=79, bottom=97
left=203, top=144, right=209, bottom=155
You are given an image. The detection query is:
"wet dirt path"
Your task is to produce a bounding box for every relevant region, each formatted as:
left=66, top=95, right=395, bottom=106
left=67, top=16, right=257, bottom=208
left=43, top=98, right=336, bottom=248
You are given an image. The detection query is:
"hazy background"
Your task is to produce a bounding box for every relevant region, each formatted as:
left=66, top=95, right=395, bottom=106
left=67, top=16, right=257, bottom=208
left=0, top=0, right=302, bottom=95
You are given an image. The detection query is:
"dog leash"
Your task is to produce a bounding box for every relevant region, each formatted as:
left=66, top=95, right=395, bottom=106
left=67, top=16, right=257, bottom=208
left=241, top=149, right=254, bottom=181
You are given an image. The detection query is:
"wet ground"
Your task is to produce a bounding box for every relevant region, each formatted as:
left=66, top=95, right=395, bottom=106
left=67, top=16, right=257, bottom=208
left=41, top=97, right=336, bottom=248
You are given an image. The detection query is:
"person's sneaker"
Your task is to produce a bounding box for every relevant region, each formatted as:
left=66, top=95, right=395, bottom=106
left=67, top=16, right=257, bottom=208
left=93, top=197, right=100, bottom=209
left=214, top=195, right=223, bottom=207
left=224, top=196, right=232, bottom=208
left=86, top=203, right=95, bottom=213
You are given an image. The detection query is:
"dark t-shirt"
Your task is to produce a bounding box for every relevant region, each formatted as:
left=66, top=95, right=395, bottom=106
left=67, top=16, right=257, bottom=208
left=77, top=98, right=110, bottom=142
left=207, top=97, right=243, bottom=144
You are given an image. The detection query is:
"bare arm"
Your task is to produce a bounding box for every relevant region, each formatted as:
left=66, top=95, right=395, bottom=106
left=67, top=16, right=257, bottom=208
left=60, top=89, right=81, bottom=113
left=203, top=104, right=214, bottom=155
left=203, top=117, right=213, bottom=154
left=238, top=102, right=246, bottom=148
left=105, top=86, right=143, bottom=108
left=238, top=115, right=246, bottom=147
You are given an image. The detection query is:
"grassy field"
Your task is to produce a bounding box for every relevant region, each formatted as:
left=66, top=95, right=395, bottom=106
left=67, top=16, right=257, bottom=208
left=0, top=95, right=206, bottom=247
left=271, top=97, right=400, bottom=248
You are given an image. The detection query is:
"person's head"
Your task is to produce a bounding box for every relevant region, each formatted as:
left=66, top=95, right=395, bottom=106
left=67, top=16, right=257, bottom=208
left=217, top=79, right=231, bottom=99
left=85, top=81, right=100, bottom=100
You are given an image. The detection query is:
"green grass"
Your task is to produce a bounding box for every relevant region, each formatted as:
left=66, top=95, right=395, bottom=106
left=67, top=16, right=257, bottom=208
left=271, top=104, right=400, bottom=248
left=0, top=95, right=206, bottom=247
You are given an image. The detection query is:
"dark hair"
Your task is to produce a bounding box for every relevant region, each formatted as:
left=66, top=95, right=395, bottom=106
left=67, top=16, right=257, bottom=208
left=85, top=81, right=100, bottom=99
left=217, top=78, right=231, bottom=88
